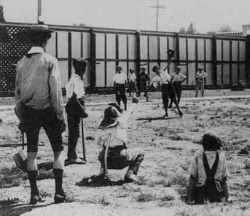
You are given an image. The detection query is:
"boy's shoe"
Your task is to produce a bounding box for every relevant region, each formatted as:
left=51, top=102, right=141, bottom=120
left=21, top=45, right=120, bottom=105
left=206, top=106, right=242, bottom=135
left=29, top=194, right=45, bottom=205
left=64, top=158, right=86, bottom=166
left=54, top=191, right=66, bottom=204
left=124, top=174, right=139, bottom=183
left=163, top=113, right=168, bottom=119
left=179, top=111, right=183, bottom=117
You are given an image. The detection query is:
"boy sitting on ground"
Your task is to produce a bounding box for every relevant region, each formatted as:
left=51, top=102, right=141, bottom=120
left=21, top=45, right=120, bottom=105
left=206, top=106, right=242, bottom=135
left=188, top=132, right=229, bottom=204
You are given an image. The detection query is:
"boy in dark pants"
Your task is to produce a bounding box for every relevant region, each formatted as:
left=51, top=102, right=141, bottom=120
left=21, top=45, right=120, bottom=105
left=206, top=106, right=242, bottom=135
left=137, top=66, right=150, bottom=99
left=65, top=58, right=88, bottom=166
left=15, top=24, right=66, bottom=204
left=169, top=66, right=186, bottom=107
left=113, top=65, right=127, bottom=110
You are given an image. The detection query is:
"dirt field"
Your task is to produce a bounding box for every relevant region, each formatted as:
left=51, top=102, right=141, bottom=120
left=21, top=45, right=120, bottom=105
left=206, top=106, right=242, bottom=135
left=1, top=90, right=250, bottom=216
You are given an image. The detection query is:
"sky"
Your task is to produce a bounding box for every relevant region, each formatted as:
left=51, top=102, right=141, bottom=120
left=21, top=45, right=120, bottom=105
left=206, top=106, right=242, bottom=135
left=0, top=0, right=249, bottom=33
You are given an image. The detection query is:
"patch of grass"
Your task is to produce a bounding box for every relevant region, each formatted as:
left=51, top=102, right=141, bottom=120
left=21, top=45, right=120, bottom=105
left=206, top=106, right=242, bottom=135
left=168, top=173, right=188, bottom=188
left=37, top=169, right=54, bottom=180
left=0, top=198, right=19, bottom=206
left=137, top=192, right=155, bottom=202
left=0, top=167, right=25, bottom=188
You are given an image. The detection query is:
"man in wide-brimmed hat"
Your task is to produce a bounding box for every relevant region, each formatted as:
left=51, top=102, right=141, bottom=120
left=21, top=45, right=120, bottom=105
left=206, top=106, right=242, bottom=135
left=92, top=97, right=144, bottom=183
left=15, top=24, right=66, bottom=204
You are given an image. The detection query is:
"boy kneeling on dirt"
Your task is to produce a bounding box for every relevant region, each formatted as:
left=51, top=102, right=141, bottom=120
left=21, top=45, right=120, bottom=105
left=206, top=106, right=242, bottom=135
left=188, top=133, right=229, bottom=204
left=93, top=97, right=144, bottom=183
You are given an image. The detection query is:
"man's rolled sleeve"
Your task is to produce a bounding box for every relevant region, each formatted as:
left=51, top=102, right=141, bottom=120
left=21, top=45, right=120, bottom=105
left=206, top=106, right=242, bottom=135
left=49, top=60, right=64, bottom=121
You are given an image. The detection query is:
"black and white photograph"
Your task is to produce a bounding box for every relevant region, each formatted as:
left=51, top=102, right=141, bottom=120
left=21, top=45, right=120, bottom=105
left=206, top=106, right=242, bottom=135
left=1, top=0, right=250, bottom=215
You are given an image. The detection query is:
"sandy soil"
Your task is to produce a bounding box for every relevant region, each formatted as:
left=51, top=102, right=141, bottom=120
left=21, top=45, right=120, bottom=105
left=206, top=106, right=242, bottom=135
left=1, top=90, right=250, bottom=216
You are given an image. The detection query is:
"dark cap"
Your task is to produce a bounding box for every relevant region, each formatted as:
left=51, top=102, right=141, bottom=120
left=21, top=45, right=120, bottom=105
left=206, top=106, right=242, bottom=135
left=73, top=58, right=87, bottom=67
left=25, top=24, right=53, bottom=41
left=98, top=106, right=121, bottom=129
left=202, top=132, right=222, bottom=151
left=152, top=65, right=160, bottom=72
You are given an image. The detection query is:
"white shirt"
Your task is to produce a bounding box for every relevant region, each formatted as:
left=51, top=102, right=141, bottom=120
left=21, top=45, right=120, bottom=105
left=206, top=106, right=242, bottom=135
left=113, top=73, right=127, bottom=84
left=66, top=73, right=85, bottom=99
left=95, top=104, right=136, bottom=148
left=128, top=73, right=137, bottom=82
left=150, top=70, right=171, bottom=87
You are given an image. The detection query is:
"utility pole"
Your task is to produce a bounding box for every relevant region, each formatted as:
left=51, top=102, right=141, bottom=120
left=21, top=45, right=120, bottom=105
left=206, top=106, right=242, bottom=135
left=150, top=0, right=166, bottom=31
left=37, top=0, right=42, bottom=23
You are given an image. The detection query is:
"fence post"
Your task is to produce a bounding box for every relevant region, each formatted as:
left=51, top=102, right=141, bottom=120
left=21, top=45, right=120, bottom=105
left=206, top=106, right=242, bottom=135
left=212, top=35, right=217, bottom=87
left=245, top=35, right=250, bottom=87
left=175, top=33, right=180, bottom=66
left=68, top=32, right=72, bottom=80
left=90, top=28, right=96, bottom=90
left=136, top=31, right=141, bottom=75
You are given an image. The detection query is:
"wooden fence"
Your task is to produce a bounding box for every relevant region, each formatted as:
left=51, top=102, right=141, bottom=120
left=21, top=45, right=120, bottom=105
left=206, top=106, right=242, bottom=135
left=0, top=22, right=249, bottom=96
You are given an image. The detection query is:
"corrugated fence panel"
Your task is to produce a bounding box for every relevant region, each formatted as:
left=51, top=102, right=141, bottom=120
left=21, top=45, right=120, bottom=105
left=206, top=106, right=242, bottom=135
left=128, top=35, right=136, bottom=60
left=58, top=61, right=69, bottom=88
left=217, top=65, right=222, bottom=85
left=82, top=32, right=90, bottom=59
left=95, top=33, right=105, bottom=59
left=96, top=61, right=105, bottom=87
left=106, top=61, right=116, bottom=87
left=106, top=34, right=116, bottom=59
left=140, top=35, right=148, bottom=60
left=232, top=41, right=238, bottom=61
left=159, top=36, right=168, bottom=60
left=205, top=63, right=213, bottom=85
left=179, top=38, right=186, bottom=61
left=71, top=32, right=81, bottom=58
left=223, top=63, right=230, bottom=85
left=232, top=64, right=238, bottom=84
left=187, top=38, right=195, bottom=61
left=187, top=63, right=196, bottom=85
left=118, top=34, right=127, bottom=60
left=216, top=40, right=222, bottom=61
left=197, top=39, right=205, bottom=60
left=148, top=36, right=158, bottom=60
left=205, top=39, right=213, bottom=61
left=240, top=64, right=246, bottom=81
left=223, top=40, right=230, bottom=61
left=240, top=41, right=246, bottom=61
left=57, top=31, right=68, bottom=59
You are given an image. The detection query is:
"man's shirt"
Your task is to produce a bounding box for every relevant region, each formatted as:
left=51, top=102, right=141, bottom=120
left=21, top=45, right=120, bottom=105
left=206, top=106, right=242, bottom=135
left=128, top=72, right=137, bottom=83
left=172, top=72, right=186, bottom=83
left=113, top=73, right=127, bottom=84
left=15, top=46, right=64, bottom=120
left=150, top=69, right=171, bottom=87
left=196, top=71, right=207, bottom=83
left=66, top=73, right=85, bottom=99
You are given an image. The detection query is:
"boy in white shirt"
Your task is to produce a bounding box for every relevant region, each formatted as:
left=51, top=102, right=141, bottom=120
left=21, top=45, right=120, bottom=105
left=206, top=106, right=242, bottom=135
left=65, top=58, right=88, bottom=166
left=93, top=97, right=144, bottom=183
left=113, top=65, right=127, bottom=110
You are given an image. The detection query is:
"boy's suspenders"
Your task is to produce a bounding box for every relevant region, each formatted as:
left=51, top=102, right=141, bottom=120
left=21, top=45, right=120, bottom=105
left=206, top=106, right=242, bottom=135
left=203, top=152, right=219, bottom=181
left=203, top=152, right=221, bottom=202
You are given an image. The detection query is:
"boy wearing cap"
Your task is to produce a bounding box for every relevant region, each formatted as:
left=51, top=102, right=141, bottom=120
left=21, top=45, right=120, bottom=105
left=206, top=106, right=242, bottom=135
left=15, top=24, right=66, bottom=204
left=169, top=65, right=186, bottom=107
left=195, top=67, right=207, bottom=97
left=127, top=68, right=138, bottom=96
left=137, top=66, right=150, bottom=99
left=188, top=133, right=229, bottom=204
left=65, top=58, right=88, bottom=166
left=113, top=65, right=127, bottom=110
left=93, top=98, right=144, bottom=183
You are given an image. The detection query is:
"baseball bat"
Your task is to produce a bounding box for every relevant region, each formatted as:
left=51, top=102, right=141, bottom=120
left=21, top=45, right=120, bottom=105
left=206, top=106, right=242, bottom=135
left=81, top=119, right=87, bottom=162
left=104, top=134, right=111, bottom=179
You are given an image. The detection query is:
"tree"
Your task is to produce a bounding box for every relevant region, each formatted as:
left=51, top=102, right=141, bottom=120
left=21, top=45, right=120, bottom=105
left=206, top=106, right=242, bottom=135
left=186, top=22, right=197, bottom=34
left=178, top=23, right=197, bottom=34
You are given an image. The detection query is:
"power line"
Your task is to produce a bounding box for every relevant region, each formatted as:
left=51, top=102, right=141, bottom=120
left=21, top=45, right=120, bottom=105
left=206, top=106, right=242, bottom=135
left=150, top=0, right=166, bottom=31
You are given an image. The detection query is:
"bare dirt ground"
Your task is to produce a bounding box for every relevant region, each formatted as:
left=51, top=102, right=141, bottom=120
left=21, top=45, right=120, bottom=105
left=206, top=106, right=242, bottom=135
left=1, top=89, right=250, bottom=216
